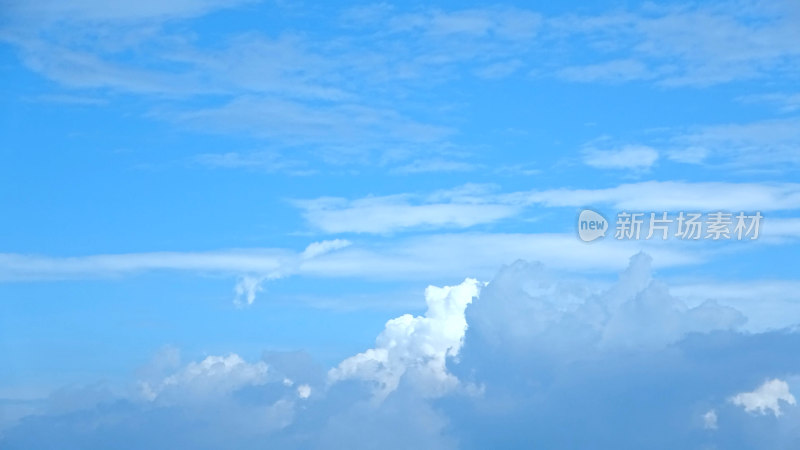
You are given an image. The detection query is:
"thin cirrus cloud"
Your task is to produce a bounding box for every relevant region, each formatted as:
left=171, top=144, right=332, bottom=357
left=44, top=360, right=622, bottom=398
left=581, top=145, right=659, bottom=170
left=556, top=59, right=654, bottom=84
left=0, top=233, right=704, bottom=310
left=2, top=181, right=793, bottom=289
left=0, top=239, right=350, bottom=282
left=193, top=151, right=316, bottom=176
left=738, top=92, right=800, bottom=113
left=295, top=196, right=520, bottom=234
left=9, top=0, right=800, bottom=90
left=4, top=1, right=799, bottom=109
left=2, top=0, right=257, bottom=22
left=594, top=118, right=800, bottom=170
left=295, top=181, right=800, bottom=234
left=159, top=96, right=453, bottom=157
left=0, top=250, right=289, bottom=282
left=3, top=1, right=800, bottom=176
left=673, top=118, right=800, bottom=168
left=549, top=1, right=800, bottom=87
left=525, top=181, right=800, bottom=211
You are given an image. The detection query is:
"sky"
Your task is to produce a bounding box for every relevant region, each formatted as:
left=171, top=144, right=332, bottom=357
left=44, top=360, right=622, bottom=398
left=1, top=0, right=800, bottom=448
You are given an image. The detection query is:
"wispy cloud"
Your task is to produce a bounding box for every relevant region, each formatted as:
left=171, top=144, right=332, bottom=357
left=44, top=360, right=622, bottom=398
left=590, top=117, right=800, bottom=171
left=550, top=1, right=800, bottom=86
left=295, top=186, right=519, bottom=234
left=674, top=118, right=800, bottom=169
left=5, top=0, right=800, bottom=177
left=0, top=240, right=351, bottom=306
left=738, top=93, right=800, bottom=113
left=527, top=181, right=800, bottom=211
left=556, top=59, right=654, bottom=83
left=295, top=181, right=800, bottom=235
left=582, top=145, right=659, bottom=171
left=163, top=96, right=452, bottom=152
left=193, top=151, right=315, bottom=175
left=3, top=0, right=257, bottom=22
left=0, top=233, right=699, bottom=285
left=390, top=158, right=479, bottom=174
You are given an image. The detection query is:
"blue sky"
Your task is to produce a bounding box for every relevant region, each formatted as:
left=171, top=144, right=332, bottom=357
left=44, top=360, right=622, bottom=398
left=1, top=0, right=800, bottom=448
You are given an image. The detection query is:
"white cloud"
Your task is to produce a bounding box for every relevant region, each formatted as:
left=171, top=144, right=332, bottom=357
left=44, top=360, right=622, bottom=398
left=583, top=118, right=800, bottom=171
left=234, top=275, right=268, bottom=307
left=9, top=251, right=800, bottom=447
left=730, top=379, right=797, bottom=417
left=0, top=180, right=797, bottom=300
left=232, top=239, right=352, bottom=306
left=0, top=232, right=701, bottom=289
left=297, top=384, right=311, bottom=399
left=463, top=253, right=744, bottom=355
left=142, top=353, right=269, bottom=401
left=667, top=146, right=709, bottom=164
left=301, top=239, right=352, bottom=259
left=300, top=232, right=701, bottom=281
left=302, top=200, right=517, bottom=234
left=0, top=249, right=289, bottom=281
left=703, top=409, right=718, bottom=430
left=296, top=188, right=520, bottom=234
left=328, top=278, right=480, bottom=399
left=526, top=181, right=800, bottom=211
left=0, top=240, right=354, bottom=306
left=297, top=181, right=800, bottom=235
left=6, top=1, right=800, bottom=182
left=582, top=145, right=659, bottom=170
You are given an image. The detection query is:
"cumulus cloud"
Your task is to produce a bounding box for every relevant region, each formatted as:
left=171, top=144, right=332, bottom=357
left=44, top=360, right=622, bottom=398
left=328, top=278, right=481, bottom=399
left=140, top=353, right=269, bottom=402
left=296, top=384, right=311, bottom=399
left=6, top=252, right=800, bottom=449
left=442, top=254, right=800, bottom=449
left=462, top=253, right=745, bottom=357
left=730, top=378, right=797, bottom=417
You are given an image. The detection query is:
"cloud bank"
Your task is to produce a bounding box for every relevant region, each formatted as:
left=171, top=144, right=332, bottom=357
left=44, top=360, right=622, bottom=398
left=5, top=252, right=800, bottom=449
